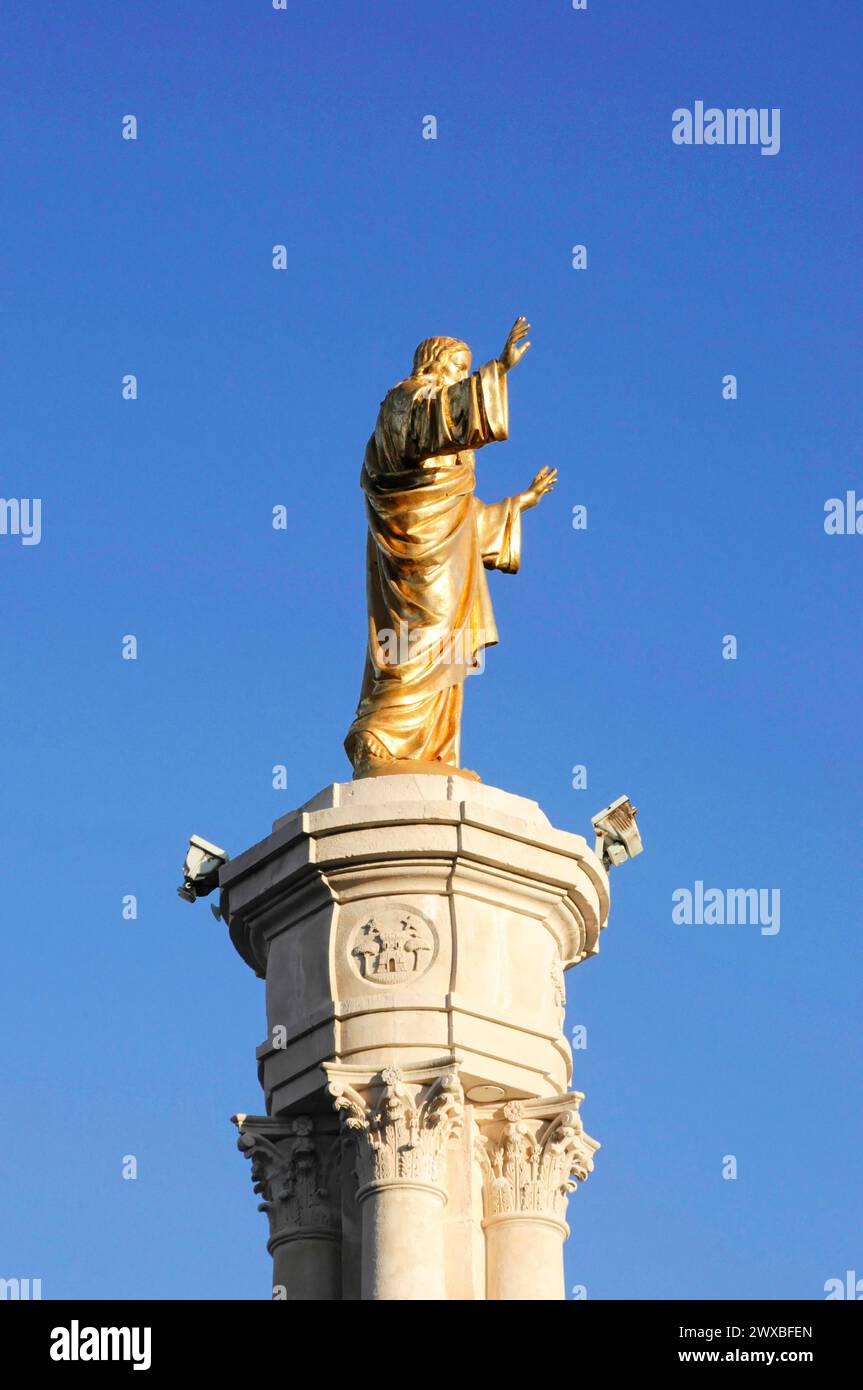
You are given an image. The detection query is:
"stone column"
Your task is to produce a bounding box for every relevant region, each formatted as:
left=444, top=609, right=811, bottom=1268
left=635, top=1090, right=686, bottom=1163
left=221, top=775, right=613, bottom=1299
left=326, top=1062, right=464, bottom=1301
left=476, top=1095, right=599, bottom=1301
left=234, top=1114, right=342, bottom=1300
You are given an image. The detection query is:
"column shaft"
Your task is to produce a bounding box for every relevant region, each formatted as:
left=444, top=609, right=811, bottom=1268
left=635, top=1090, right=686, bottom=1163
left=484, top=1214, right=567, bottom=1300
left=272, top=1233, right=342, bottom=1301
left=359, top=1182, right=447, bottom=1300
left=234, top=1114, right=341, bottom=1300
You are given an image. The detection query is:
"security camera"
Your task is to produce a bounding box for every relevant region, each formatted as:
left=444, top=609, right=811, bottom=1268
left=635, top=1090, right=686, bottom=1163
left=591, top=796, right=643, bottom=868
left=178, top=835, right=229, bottom=903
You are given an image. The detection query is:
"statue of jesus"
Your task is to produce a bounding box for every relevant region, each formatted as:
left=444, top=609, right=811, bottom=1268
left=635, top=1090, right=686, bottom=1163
left=344, top=317, right=556, bottom=779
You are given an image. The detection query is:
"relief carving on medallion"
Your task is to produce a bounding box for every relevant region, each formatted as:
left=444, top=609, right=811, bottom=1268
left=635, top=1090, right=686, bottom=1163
left=348, top=907, right=436, bottom=986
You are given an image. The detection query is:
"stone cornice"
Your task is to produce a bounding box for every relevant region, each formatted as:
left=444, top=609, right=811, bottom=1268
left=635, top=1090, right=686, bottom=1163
left=221, top=779, right=609, bottom=976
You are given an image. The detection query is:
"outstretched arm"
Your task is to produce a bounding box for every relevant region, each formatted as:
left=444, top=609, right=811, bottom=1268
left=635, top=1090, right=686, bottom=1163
left=517, top=466, right=557, bottom=511
left=476, top=466, right=557, bottom=575
left=404, top=364, right=506, bottom=460
left=498, top=315, right=532, bottom=373
left=403, top=316, right=532, bottom=463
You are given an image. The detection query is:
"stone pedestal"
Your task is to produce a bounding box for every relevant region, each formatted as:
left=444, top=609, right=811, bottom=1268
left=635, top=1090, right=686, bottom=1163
left=221, top=774, right=610, bottom=1300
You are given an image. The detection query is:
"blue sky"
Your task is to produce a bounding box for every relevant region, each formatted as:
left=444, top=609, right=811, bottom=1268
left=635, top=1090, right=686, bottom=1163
left=1, top=0, right=860, bottom=1300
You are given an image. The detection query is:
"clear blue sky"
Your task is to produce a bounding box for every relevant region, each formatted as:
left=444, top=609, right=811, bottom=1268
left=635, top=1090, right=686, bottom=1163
left=2, top=0, right=860, bottom=1300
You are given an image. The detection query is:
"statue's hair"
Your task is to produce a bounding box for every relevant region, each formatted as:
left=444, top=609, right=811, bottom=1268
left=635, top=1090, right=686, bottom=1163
left=411, top=336, right=470, bottom=378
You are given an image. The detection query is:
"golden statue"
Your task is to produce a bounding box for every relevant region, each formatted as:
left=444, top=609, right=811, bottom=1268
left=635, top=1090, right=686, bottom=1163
left=345, top=317, right=556, bottom=779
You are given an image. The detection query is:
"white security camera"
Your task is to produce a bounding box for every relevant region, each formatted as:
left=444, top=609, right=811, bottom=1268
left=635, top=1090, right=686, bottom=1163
left=591, top=796, right=643, bottom=868
left=178, top=835, right=230, bottom=903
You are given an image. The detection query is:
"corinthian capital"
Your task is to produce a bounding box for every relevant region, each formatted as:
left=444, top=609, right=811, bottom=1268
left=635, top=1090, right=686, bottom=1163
left=476, top=1093, right=599, bottom=1224
left=325, top=1060, right=464, bottom=1194
left=233, top=1113, right=340, bottom=1248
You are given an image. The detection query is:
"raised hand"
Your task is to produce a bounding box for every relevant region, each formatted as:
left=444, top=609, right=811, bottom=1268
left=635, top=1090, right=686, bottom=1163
left=519, top=466, right=557, bottom=511
left=500, top=316, right=532, bottom=372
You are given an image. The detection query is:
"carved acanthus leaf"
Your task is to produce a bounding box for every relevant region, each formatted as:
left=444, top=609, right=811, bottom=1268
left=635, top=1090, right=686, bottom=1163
left=476, top=1094, right=599, bottom=1222
left=327, top=1064, right=464, bottom=1191
left=236, top=1115, right=340, bottom=1241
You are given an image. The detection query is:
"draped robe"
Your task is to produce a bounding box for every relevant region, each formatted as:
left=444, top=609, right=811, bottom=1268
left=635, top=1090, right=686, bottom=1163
left=344, top=359, right=523, bottom=771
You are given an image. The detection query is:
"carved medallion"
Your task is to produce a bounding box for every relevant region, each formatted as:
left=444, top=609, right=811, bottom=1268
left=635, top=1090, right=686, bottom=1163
left=349, top=908, right=436, bottom=986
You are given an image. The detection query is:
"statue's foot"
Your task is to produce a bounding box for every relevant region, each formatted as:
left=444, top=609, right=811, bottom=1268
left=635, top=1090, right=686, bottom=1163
left=347, top=733, right=482, bottom=783
left=346, top=731, right=390, bottom=776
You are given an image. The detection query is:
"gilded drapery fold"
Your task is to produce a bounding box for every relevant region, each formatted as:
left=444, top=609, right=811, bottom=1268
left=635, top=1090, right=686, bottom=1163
left=475, top=496, right=521, bottom=575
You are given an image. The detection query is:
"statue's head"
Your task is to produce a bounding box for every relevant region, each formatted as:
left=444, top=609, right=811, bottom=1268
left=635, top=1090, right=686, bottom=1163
left=411, top=336, right=471, bottom=387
